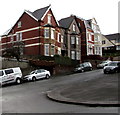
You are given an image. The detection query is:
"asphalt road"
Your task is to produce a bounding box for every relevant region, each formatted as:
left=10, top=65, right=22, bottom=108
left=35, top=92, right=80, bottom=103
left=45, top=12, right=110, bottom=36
left=1, top=69, right=119, bottom=113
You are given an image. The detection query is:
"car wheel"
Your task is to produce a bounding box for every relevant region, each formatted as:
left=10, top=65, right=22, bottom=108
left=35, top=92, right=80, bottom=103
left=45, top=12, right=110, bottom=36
left=81, top=69, right=84, bottom=72
left=90, top=68, right=93, bottom=71
left=16, top=78, right=21, bottom=84
left=115, top=69, right=118, bottom=73
left=104, top=71, right=107, bottom=74
left=46, top=74, right=50, bottom=79
left=32, top=77, right=36, bottom=81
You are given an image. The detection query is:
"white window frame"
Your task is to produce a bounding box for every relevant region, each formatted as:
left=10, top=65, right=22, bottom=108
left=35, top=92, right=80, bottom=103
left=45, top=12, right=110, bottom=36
left=116, top=46, right=120, bottom=50
left=48, top=14, right=51, bottom=24
left=61, top=35, right=63, bottom=43
left=51, top=45, right=55, bottom=56
left=16, top=33, right=19, bottom=41
left=58, top=47, right=61, bottom=55
left=73, top=24, right=76, bottom=31
left=44, top=28, right=49, bottom=38
left=76, top=37, right=79, bottom=45
left=95, top=47, right=97, bottom=54
left=71, top=36, right=75, bottom=44
left=76, top=51, right=80, bottom=60
left=71, top=51, right=75, bottom=60
left=44, top=44, right=49, bottom=56
left=51, top=29, right=54, bottom=39
left=57, top=33, right=60, bottom=42
left=16, top=33, right=22, bottom=41
left=20, top=33, right=22, bottom=41
left=18, top=21, right=22, bottom=28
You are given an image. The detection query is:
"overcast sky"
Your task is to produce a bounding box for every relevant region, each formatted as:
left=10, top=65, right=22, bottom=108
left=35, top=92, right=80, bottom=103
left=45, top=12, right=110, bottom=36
left=0, top=0, right=119, bottom=36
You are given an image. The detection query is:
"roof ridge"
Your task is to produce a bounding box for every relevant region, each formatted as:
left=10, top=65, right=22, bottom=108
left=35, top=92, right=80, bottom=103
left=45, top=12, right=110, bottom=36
left=32, top=5, right=50, bottom=20
left=59, top=16, right=74, bottom=21
left=33, top=5, right=50, bottom=13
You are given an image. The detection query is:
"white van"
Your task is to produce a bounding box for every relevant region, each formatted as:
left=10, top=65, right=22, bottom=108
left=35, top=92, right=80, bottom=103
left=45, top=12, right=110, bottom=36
left=0, top=67, right=22, bottom=85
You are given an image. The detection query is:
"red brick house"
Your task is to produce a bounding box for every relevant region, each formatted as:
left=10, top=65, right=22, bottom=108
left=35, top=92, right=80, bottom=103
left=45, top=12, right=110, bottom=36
left=84, top=19, right=95, bottom=56
left=1, top=5, right=103, bottom=63
left=1, top=5, right=63, bottom=58
left=75, top=16, right=88, bottom=61
left=74, top=16, right=102, bottom=61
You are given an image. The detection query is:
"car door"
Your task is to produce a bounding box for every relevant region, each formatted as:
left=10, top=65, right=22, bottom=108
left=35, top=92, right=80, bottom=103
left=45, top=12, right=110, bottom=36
left=83, top=63, right=88, bottom=71
left=40, top=69, right=46, bottom=78
left=0, top=70, right=4, bottom=84
left=117, top=62, right=120, bottom=72
left=4, top=69, right=14, bottom=83
left=36, top=69, right=45, bottom=79
left=35, top=70, right=41, bottom=79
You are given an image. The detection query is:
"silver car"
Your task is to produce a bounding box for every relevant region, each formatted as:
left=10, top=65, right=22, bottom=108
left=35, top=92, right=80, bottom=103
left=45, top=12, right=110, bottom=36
left=23, top=69, right=51, bottom=81
left=97, top=60, right=111, bottom=69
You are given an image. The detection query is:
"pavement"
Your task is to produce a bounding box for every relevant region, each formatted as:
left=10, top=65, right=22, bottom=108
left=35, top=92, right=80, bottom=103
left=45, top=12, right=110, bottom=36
left=47, top=72, right=119, bottom=106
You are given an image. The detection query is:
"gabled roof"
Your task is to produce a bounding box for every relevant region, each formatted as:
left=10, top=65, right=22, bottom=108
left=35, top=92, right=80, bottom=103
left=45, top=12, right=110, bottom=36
left=91, top=18, right=97, bottom=24
left=1, top=5, right=59, bottom=37
left=105, top=33, right=120, bottom=41
left=84, top=19, right=92, bottom=29
left=59, top=16, right=75, bottom=29
left=32, top=5, right=50, bottom=20
left=102, top=34, right=115, bottom=47
left=25, top=5, right=50, bottom=21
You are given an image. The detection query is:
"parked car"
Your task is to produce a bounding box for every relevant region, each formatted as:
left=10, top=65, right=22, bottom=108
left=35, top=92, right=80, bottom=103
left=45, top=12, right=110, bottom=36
left=0, top=67, right=22, bottom=85
left=97, top=60, right=111, bottom=69
left=74, top=62, right=92, bottom=73
left=103, top=61, right=120, bottom=74
left=23, top=69, right=51, bottom=81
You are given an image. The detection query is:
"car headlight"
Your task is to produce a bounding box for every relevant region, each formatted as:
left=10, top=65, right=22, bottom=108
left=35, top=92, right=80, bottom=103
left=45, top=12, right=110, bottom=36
left=78, top=67, right=82, bottom=70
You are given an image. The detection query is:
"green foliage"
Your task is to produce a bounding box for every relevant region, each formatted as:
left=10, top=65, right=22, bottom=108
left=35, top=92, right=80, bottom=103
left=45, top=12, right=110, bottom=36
left=103, top=52, right=120, bottom=57
left=3, top=47, right=20, bottom=61
left=54, top=56, right=72, bottom=66
left=36, top=55, right=79, bottom=66
left=38, top=55, right=54, bottom=61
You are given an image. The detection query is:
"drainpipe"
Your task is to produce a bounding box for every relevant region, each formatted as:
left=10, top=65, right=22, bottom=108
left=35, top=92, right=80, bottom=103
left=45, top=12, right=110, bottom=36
left=38, top=20, right=41, bottom=56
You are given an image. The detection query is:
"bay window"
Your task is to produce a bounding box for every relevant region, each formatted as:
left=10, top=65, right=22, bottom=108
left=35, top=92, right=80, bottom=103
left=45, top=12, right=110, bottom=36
left=51, top=45, right=55, bottom=56
left=44, top=44, right=49, bottom=56
left=44, top=29, right=49, bottom=38
left=51, top=29, right=54, bottom=39
left=71, top=51, right=75, bottom=60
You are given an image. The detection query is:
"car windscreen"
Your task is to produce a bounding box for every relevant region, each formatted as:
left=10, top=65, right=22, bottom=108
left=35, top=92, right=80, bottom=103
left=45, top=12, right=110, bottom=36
left=76, top=64, right=83, bottom=67
left=101, top=61, right=108, bottom=64
left=108, top=62, right=117, bottom=66
left=30, top=71, right=35, bottom=74
left=83, top=63, right=90, bottom=67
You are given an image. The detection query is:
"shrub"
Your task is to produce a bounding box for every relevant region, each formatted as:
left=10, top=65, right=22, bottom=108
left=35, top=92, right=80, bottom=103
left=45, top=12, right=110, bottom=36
left=54, top=56, right=72, bottom=66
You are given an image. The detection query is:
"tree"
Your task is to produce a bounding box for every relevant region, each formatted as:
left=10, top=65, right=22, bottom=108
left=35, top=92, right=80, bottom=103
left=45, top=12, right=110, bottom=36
left=3, top=41, right=24, bottom=61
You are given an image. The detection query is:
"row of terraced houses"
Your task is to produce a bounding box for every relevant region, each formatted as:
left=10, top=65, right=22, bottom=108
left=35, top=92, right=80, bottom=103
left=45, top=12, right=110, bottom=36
left=0, top=5, right=103, bottom=63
